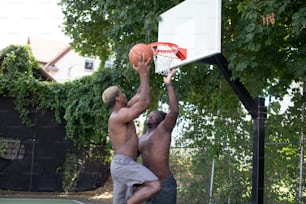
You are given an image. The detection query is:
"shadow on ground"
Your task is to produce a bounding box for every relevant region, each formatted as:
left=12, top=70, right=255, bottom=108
left=0, top=179, right=113, bottom=204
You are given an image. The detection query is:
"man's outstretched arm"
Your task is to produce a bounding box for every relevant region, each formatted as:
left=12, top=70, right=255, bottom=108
left=163, top=68, right=179, bottom=130
left=135, top=54, right=151, bottom=109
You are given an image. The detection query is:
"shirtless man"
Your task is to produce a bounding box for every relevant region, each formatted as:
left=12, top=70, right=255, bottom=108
left=139, top=68, right=179, bottom=204
left=102, top=55, right=161, bottom=204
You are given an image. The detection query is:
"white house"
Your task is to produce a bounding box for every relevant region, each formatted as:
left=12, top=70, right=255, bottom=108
left=27, top=36, right=100, bottom=83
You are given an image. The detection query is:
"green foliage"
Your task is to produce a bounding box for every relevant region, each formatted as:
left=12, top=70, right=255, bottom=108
left=61, top=153, right=81, bottom=192
left=0, top=45, right=42, bottom=126
left=0, top=45, right=39, bottom=77
left=59, top=0, right=183, bottom=69
left=38, top=0, right=306, bottom=202
left=223, top=0, right=306, bottom=97
left=59, top=0, right=111, bottom=65
left=0, top=45, right=116, bottom=160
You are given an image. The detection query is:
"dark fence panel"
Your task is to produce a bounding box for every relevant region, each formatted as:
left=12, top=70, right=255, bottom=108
left=0, top=97, right=109, bottom=192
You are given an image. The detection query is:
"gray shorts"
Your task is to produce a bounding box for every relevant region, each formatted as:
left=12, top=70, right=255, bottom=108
left=146, top=175, right=177, bottom=204
left=111, top=154, right=158, bottom=204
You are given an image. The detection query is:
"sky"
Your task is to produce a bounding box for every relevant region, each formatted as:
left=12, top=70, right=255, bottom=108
left=0, top=0, right=70, bottom=49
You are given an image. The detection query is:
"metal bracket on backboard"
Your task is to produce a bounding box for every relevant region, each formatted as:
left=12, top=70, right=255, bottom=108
left=177, top=48, right=187, bottom=60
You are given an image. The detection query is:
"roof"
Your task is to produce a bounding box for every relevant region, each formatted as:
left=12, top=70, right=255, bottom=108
left=27, top=36, right=71, bottom=81
left=27, top=36, right=70, bottom=64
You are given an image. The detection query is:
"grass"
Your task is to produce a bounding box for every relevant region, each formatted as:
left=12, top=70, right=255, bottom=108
left=0, top=198, right=84, bottom=204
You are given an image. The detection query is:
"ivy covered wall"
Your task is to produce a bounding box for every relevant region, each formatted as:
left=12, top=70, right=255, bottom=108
left=0, top=45, right=114, bottom=192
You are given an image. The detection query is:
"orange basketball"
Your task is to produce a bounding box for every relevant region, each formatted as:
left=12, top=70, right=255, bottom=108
left=129, top=43, right=154, bottom=67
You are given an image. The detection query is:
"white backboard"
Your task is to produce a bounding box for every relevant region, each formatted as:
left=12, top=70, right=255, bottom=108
left=157, top=0, right=222, bottom=71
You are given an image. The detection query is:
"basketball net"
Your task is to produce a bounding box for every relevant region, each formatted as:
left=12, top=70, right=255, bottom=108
left=149, top=42, right=181, bottom=75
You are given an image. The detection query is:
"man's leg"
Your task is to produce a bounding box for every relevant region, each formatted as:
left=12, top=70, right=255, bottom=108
left=127, top=180, right=161, bottom=204
left=148, top=176, right=177, bottom=204
left=113, top=179, right=127, bottom=204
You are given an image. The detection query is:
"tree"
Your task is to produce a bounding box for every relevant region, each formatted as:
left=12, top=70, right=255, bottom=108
left=59, top=0, right=305, bottom=202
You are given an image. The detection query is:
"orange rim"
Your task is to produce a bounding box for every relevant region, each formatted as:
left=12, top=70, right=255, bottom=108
left=148, top=42, right=179, bottom=54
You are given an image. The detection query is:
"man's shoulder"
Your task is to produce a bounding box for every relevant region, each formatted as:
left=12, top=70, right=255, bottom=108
left=109, top=108, right=126, bottom=120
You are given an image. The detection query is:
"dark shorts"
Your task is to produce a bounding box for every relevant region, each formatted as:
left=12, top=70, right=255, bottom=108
left=111, top=154, right=158, bottom=204
left=146, top=175, right=177, bottom=204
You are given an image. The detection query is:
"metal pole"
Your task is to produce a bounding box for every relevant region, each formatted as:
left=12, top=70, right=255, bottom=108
left=29, top=110, right=38, bottom=191
left=209, top=159, right=215, bottom=204
left=29, top=138, right=35, bottom=191
left=298, top=82, right=305, bottom=203
left=251, top=98, right=266, bottom=204
left=201, top=54, right=267, bottom=203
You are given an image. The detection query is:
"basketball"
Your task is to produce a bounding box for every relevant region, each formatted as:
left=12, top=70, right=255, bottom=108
left=129, top=43, right=154, bottom=67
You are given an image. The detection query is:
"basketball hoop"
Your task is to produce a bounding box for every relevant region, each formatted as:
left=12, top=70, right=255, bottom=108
left=149, top=42, right=187, bottom=75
